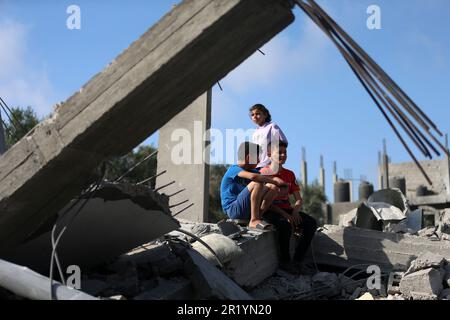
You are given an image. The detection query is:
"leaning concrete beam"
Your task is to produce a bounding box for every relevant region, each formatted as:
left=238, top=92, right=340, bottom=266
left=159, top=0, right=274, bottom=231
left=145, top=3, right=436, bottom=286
left=0, top=0, right=295, bottom=250
left=306, top=225, right=450, bottom=272
left=0, top=258, right=97, bottom=300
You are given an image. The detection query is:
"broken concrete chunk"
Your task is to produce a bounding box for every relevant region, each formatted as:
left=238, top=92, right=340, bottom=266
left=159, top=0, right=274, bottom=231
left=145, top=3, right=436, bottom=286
left=387, top=271, right=404, bottom=295
left=417, top=226, right=438, bottom=238
left=405, top=252, right=446, bottom=275
left=399, top=268, right=444, bottom=300
left=338, top=209, right=357, bottom=227
left=2, top=183, right=180, bottom=274
left=119, top=243, right=184, bottom=276
left=225, top=231, right=278, bottom=288
left=439, top=209, right=450, bottom=235
left=383, top=220, right=414, bottom=234
left=306, top=225, right=450, bottom=272
left=191, top=233, right=244, bottom=266
left=368, top=188, right=410, bottom=217
left=182, top=248, right=252, bottom=300
left=356, top=292, right=374, bottom=300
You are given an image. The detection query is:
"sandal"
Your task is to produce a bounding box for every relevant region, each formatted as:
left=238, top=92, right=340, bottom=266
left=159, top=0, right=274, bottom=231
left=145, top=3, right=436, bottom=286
left=249, top=220, right=274, bottom=231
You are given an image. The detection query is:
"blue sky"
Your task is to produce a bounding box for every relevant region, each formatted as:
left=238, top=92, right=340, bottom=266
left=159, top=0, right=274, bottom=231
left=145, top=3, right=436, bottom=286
left=1, top=0, right=449, bottom=201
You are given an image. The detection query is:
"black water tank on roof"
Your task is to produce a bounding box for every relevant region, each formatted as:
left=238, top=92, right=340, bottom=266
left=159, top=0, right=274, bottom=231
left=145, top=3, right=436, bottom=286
left=359, top=181, right=374, bottom=201
left=416, top=185, right=428, bottom=197
left=334, top=181, right=350, bottom=203
left=389, top=176, right=406, bottom=195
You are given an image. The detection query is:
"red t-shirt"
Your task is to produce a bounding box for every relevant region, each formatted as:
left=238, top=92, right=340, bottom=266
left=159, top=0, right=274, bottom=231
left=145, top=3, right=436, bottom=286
left=260, top=166, right=300, bottom=209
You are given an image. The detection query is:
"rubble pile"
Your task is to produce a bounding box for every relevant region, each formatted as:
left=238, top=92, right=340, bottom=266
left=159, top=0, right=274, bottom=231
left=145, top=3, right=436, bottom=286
left=2, top=184, right=450, bottom=301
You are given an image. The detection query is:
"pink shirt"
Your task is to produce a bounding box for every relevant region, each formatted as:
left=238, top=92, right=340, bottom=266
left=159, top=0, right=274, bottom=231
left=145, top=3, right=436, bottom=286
left=252, top=121, right=288, bottom=168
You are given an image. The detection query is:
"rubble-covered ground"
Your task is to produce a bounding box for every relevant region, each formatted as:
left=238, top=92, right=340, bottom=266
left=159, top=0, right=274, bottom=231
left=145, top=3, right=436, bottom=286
left=1, top=189, right=450, bottom=301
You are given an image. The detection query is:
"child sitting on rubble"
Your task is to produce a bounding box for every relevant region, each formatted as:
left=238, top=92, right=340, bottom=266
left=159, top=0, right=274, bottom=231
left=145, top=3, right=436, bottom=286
left=250, top=103, right=288, bottom=169
left=260, top=141, right=317, bottom=273
left=220, top=142, right=288, bottom=230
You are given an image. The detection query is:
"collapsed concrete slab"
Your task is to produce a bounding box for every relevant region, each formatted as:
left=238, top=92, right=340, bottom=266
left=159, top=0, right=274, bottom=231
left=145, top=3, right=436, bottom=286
left=1, top=182, right=180, bottom=273
left=306, top=225, right=450, bottom=272
left=182, top=248, right=252, bottom=300
left=399, top=268, right=444, bottom=300
left=225, top=230, right=279, bottom=288
left=0, top=0, right=295, bottom=250
left=405, top=252, right=446, bottom=275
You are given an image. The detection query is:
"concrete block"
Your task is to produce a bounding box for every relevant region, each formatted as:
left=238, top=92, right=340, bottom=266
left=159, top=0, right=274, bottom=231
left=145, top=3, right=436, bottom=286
left=399, top=268, right=444, bottom=299
left=225, top=230, right=278, bottom=288
left=330, top=202, right=360, bottom=225
left=182, top=248, right=252, bottom=300
left=191, top=233, right=244, bottom=266
left=305, top=225, right=450, bottom=272
left=387, top=271, right=404, bottom=295
left=0, top=0, right=295, bottom=250
left=119, top=243, right=184, bottom=276
left=405, top=252, right=446, bottom=275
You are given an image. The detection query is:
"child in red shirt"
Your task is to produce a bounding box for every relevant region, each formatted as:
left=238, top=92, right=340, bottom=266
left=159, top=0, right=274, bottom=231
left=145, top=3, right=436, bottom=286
left=260, top=141, right=317, bottom=273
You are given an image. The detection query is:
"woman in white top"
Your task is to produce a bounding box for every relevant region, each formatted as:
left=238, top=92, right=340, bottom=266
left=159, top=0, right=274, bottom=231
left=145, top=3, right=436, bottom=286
left=250, top=104, right=288, bottom=169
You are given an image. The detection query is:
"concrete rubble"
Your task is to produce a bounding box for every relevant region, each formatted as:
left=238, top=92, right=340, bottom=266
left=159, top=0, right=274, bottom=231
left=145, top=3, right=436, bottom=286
left=2, top=191, right=450, bottom=300
left=1, top=0, right=449, bottom=302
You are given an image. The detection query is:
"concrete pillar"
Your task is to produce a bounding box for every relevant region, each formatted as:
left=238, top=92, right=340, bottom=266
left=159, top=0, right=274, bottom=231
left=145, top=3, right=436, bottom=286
left=383, top=140, right=389, bottom=189
left=301, top=147, right=307, bottom=187
left=0, top=110, right=6, bottom=155
left=319, top=155, right=325, bottom=194
left=332, top=161, right=338, bottom=184
left=377, top=151, right=383, bottom=190
left=156, top=90, right=211, bottom=222
left=446, top=134, right=450, bottom=195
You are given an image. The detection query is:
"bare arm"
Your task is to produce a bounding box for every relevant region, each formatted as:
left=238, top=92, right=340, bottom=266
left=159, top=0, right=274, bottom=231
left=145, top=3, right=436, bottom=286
left=238, top=171, right=286, bottom=186
left=291, top=190, right=303, bottom=213
left=290, top=190, right=303, bottom=225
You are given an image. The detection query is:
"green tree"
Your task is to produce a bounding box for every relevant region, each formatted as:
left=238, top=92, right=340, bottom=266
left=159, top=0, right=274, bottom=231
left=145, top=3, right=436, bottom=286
left=300, top=180, right=327, bottom=226
left=104, top=145, right=158, bottom=188
left=209, top=164, right=229, bottom=222
left=3, top=106, right=40, bottom=147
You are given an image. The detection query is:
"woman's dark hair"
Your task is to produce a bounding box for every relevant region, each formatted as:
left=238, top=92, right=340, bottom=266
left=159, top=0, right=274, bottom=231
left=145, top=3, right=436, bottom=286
left=249, top=104, right=272, bottom=123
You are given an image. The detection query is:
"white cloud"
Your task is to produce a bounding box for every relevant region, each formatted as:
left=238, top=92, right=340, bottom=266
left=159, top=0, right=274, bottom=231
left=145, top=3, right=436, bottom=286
left=0, top=19, right=55, bottom=117
left=221, top=18, right=330, bottom=94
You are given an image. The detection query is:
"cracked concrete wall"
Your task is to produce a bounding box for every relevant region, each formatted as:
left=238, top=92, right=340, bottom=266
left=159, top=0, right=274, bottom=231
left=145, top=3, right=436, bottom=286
left=388, top=159, right=450, bottom=199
